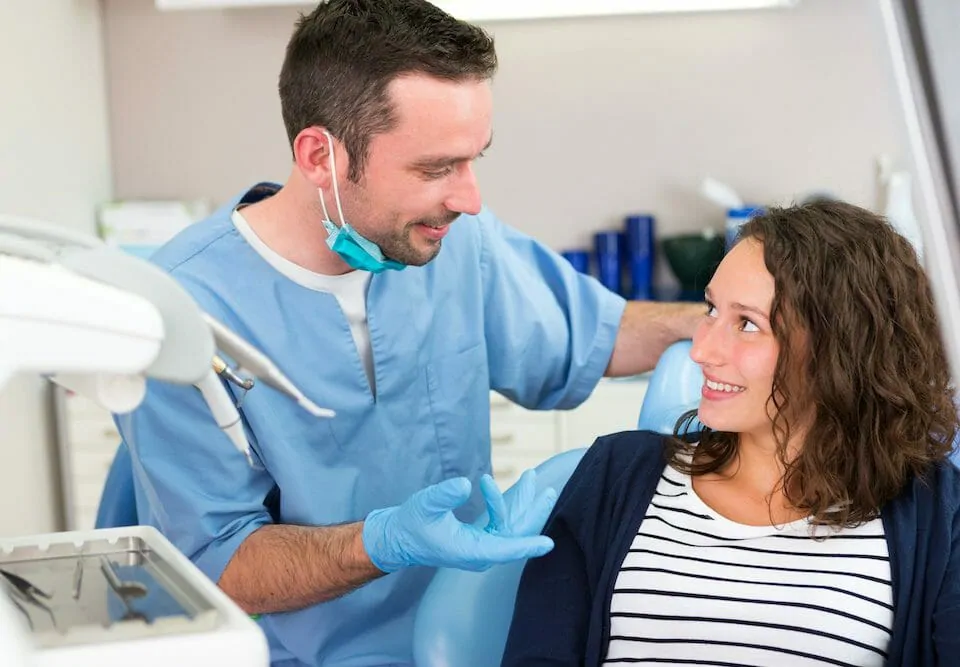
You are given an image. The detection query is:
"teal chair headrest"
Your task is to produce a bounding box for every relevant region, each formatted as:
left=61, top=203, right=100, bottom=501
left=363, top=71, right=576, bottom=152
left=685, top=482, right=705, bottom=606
left=637, top=340, right=703, bottom=434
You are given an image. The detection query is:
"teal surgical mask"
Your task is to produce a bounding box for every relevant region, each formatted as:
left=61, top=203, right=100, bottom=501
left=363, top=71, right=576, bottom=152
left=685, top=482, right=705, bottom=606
left=319, top=131, right=405, bottom=273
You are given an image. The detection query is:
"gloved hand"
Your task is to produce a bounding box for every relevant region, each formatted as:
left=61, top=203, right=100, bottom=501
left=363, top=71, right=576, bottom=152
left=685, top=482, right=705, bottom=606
left=362, top=473, right=558, bottom=574
left=480, top=469, right=557, bottom=538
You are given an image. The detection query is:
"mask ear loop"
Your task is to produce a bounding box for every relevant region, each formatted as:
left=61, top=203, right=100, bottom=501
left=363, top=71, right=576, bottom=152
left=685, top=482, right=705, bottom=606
left=321, top=130, right=348, bottom=229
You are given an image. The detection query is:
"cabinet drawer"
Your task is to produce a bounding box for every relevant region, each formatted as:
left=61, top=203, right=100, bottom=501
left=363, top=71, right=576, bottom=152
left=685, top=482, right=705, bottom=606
left=489, top=393, right=553, bottom=422
left=68, top=449, right=115, bottom=480
left=64, top=394, right=114, bottom=421
left=490, top=418, right=558, bottom=457
left=491, top=452, right=556, bottom=491
left=73, top=508, right=99, bottom=532
left=67, top=417, right=120, bottom=448
left=68, top=441, right=122, bottom=473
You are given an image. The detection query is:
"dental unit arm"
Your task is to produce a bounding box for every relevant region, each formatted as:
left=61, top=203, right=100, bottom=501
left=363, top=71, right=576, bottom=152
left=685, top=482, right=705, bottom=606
left=0, top=215, right=334, bottom=465
left=0, top=215, right=340, bottom=667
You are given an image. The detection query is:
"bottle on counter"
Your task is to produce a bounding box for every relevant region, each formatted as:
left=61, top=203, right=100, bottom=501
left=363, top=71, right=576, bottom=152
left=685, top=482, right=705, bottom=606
left=560, top=249, right=590, bottom=275
left=594, top=231, right=622, bottom=295
left=624, top=214, right=655, bottom=300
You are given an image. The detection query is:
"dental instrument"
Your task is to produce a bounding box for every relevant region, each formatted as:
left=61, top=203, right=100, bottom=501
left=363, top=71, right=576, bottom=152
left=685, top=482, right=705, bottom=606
left=203, top=314, right=335, bottom=419
left=0, top=569, right=57, bottom=632
left=212, top=354, right=254, bottom=391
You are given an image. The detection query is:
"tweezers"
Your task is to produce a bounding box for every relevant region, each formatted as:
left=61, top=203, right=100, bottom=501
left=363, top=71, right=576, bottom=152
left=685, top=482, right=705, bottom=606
left=1, top=567, right=57, bottom=630
left=0, top=568, right=51, bottom=602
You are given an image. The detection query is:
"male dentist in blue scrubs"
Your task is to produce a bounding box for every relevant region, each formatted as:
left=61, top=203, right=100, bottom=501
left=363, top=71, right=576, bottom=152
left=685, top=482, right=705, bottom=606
left=118, top=1, right=703, bottom=665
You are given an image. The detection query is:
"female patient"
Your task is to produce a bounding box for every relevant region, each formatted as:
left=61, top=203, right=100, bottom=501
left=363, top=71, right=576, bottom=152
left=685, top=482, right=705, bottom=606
left=502, top=201, right=960, bottom=667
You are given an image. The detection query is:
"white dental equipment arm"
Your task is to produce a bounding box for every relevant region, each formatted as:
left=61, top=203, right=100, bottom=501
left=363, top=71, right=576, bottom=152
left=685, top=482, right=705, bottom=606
left=0, top=216, right=301, bottom=666
left=0, top=215, right=334, bottom=463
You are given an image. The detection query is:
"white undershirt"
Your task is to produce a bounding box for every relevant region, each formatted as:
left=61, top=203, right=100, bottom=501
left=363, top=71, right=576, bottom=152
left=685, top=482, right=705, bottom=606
left=231, top=209, right=375, bottom=393
left=603, top=464, right=893, bottom=667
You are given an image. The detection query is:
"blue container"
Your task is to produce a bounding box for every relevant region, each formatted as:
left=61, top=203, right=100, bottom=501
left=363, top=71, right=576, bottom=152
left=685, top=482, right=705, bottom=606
left=624, top=215, right=655, bottom=300
left=594, top=231, right=621, bottom=295
left=560, top=249, right=590, bottom=275
left=725, top=206, right=764, bottom=252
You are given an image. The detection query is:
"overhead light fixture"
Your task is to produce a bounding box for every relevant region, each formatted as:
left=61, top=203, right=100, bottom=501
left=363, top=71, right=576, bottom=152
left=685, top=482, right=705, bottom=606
left=439, top=0, right=800, bottom=22
left=156, top=0, right=799, bottom=18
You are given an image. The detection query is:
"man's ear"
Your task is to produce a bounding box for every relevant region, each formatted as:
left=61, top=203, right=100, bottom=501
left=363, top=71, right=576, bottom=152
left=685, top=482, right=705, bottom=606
left=293, top=126, right=336, bottom=188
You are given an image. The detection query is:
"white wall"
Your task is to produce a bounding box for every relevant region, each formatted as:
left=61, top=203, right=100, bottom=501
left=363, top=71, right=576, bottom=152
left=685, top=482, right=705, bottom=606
left=102, top=0, right=910, bottom=261
left=0, top=0, right=113, bottom=536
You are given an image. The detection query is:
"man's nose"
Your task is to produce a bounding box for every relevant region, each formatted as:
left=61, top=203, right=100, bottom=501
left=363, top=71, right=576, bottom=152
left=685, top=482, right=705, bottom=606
left=445, top=164, right=482, bottom=216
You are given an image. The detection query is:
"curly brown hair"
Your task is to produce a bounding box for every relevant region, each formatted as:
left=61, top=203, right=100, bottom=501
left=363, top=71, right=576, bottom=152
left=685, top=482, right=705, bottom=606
left=666, top=200, right=959, bottom=526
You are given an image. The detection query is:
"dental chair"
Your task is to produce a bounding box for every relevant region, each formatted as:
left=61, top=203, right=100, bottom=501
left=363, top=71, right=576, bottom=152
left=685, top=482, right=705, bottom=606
left=411, top=340, right=702, bottom=667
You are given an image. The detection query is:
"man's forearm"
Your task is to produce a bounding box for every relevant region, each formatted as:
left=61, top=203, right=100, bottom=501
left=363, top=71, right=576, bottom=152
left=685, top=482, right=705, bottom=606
left=217, top=522, right=383, bottom=615
left=605, top=301, right=704, bottom=376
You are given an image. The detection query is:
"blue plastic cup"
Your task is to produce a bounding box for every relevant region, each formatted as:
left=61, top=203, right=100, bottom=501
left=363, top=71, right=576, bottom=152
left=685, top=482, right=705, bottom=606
left=625, top=215, right=655, bottom=300
left=594, top=231, right=621, bottom=295
left=560, top=250, right=590, bottom=275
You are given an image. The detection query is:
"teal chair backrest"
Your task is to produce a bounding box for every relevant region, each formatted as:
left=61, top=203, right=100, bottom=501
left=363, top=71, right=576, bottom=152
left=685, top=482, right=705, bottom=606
left=412, top=341, right=703, bottom=667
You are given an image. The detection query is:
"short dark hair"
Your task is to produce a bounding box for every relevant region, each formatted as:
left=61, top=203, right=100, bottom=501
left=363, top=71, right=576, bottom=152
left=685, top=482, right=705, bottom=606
left=668, top=201, right=959, bottom=527
left=278, top=0, right=497, bottom=182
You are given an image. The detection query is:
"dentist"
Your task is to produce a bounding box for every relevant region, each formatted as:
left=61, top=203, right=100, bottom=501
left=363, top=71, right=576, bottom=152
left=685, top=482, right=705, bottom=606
left=118, top=1, right=703, bottom=665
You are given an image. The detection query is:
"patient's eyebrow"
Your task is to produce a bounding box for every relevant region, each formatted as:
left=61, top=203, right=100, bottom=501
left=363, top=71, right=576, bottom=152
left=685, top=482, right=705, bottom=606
left=734, top=303, right=770, bottom=321
left=704, top=287, right=770, bottom=321
left=410, top=134, right=493, bottom=169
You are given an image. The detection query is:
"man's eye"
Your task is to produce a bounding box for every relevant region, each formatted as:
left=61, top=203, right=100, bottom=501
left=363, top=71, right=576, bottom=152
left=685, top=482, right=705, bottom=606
left=423, top=166, right=454, bottom=180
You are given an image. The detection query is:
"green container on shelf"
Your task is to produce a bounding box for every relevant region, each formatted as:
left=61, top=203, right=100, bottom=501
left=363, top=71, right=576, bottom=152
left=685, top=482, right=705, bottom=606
left=662, top=232, right=725, bottom=300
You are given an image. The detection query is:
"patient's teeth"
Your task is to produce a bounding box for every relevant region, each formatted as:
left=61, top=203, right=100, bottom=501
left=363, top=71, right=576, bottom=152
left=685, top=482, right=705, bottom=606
left=706, top=379, right=744, bottom=393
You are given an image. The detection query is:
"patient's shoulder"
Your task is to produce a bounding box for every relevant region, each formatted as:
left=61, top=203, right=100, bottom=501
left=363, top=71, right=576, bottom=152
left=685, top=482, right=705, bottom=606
left=553, top=430, right=670, bottom=529
left=885, top=459, right=960, bottom=536
left=579, top=429, right=671, bottom=483
left=928, top=460, right=960, bottom=513
left=593, top=428, right=670, bottom=454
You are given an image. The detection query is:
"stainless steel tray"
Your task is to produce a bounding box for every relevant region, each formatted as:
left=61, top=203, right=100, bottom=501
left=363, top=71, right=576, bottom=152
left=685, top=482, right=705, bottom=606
left=0, top=535, right=222, bottom=648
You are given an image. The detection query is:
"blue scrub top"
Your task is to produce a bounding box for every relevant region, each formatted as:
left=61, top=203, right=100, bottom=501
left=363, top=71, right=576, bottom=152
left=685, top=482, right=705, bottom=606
left=118, top=183, right=625, bottom=666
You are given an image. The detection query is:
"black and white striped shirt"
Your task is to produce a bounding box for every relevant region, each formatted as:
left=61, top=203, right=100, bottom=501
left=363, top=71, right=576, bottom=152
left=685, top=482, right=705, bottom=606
left=603, top=465, right=893, bottom=667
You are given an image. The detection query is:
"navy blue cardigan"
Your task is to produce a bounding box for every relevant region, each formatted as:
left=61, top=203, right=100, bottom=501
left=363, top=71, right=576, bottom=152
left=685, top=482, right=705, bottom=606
left=502, top=430, right=960, bottom=666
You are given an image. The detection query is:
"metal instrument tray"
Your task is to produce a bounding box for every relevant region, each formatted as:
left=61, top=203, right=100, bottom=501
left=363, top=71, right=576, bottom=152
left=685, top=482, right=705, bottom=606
left=0, top=534, right=222, bottom=648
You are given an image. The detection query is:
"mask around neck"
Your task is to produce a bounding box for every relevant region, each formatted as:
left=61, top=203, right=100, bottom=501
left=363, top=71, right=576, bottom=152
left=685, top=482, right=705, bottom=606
left=318, top=130, right=406, bottom=274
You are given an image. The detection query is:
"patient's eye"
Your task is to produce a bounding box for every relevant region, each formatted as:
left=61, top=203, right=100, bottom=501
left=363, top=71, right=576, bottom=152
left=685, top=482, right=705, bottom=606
left=741, top=318, right=759, bottom=333
left=704, top=300, right=718, bottom=318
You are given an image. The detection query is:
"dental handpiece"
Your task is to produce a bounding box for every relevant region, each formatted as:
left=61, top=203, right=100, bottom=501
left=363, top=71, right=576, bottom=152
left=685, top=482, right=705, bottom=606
left=212, top=354, right=255, bottom=391
left=195, top=369, right=255, bottom=466
left=203, top=314, right=335, bottom=419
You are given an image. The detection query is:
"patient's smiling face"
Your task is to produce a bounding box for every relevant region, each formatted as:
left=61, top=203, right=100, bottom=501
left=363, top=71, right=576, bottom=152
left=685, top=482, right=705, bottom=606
left=690, top=238, right=780, bottom=438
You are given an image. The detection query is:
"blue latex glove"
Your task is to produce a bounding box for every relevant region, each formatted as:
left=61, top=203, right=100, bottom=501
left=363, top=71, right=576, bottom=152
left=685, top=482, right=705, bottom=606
left=480, top=469, right=558, bottom=538
left=362, top=475, right=556, bottom=574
